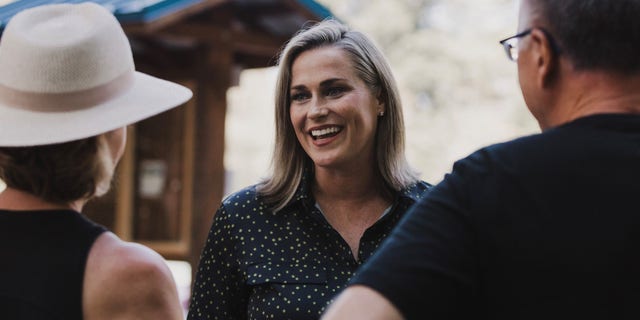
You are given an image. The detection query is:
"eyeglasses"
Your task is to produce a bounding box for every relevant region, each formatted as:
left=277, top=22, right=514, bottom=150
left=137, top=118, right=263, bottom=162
left=499, top=29, right=532, bottom=62
left=499, top=28, right=561, bottom=62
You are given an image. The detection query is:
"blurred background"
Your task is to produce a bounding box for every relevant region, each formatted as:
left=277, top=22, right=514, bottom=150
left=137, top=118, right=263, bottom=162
left=225, top=0, right=537, bottom=195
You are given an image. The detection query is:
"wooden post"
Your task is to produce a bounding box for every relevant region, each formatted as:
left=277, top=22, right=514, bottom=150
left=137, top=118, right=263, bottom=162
left=189, top=41, right=233, bottom=275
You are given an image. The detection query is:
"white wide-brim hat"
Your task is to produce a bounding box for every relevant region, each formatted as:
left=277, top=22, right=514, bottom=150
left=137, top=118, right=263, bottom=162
left=0, top=2, right=193, bottom=146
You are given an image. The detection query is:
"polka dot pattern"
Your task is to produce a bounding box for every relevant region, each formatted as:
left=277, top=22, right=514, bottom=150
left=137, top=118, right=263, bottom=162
left=188, top=178, right=430, bottom=320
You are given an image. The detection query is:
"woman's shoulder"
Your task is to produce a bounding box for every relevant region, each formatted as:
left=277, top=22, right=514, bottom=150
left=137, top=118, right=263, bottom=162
left=221, top=184, right=262, bottom=205
left=218, top=184, right=274, bottom=220
left=400, top=180, right=432, bottom=200
left=83, top=232, right=183, bottom=319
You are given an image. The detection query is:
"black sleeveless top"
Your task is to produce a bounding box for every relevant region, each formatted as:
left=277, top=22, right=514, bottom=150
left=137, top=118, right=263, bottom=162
left=0, top=209, right=107, bottom=320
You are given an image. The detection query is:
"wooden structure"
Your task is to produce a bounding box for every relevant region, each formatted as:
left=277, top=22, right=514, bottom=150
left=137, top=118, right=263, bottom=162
left=0, top=0, right=331, bottom=271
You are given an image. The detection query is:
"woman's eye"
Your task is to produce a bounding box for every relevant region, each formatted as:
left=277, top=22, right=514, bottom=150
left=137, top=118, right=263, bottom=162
left=291, top=92, right=310, bottom=102
left=326, top=87, right=346, bottom=97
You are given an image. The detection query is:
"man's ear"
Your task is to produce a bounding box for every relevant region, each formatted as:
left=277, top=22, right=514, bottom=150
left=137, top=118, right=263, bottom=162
left=530, top=28, right=558, bottom=88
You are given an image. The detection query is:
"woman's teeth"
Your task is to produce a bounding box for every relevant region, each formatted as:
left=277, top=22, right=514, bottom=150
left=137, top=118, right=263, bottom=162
left=311, top=126, right=341, bottom=140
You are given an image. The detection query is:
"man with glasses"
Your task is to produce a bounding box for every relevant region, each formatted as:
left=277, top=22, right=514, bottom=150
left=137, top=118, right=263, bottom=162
left=322, top=0, right=640, bottom=319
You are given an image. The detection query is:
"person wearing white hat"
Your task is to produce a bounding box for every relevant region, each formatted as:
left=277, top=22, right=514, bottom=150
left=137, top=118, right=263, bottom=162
left=0, top=2, right=192, bottom=319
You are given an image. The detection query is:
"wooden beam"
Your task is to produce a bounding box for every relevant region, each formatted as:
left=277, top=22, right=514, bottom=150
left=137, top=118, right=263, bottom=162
left=160, top=23, right=287, bottom=66
left=283, top=0, right=326, bottom=21
left=162, top=23, right=234, bottom=43
left=234, top=37, right=285, bottom=60
left=123, top=0, right=229, bottom=35
left=234, top=52, right=278, bottom=69
left=129, top=36, right=200, bottom=79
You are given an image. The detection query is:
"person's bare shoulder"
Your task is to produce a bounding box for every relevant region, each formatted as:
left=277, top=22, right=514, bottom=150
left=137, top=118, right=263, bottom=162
left=83, top=232, right=183, bottom=320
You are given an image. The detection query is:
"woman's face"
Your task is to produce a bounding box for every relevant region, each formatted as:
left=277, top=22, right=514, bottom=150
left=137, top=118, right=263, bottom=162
left=289, top=46, right=383, bottom=170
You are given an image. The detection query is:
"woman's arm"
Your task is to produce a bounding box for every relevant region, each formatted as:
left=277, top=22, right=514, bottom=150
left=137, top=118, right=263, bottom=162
left=83, top=232, right=183, bottom=320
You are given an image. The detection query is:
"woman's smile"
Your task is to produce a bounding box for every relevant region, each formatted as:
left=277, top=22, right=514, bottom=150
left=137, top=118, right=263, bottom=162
left=310, top=125, right=343, bottom=140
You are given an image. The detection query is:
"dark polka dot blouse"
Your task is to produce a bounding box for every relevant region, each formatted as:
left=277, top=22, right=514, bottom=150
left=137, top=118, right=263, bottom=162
left=188, top=177, right=431, bottom=320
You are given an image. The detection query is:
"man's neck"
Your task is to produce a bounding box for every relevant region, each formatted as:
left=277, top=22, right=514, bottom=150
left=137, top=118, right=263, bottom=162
left=545, top=70, right=640, bottom=129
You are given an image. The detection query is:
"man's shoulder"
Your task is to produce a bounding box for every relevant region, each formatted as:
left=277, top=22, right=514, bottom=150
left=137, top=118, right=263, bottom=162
left=484, top=131, right=548, bottom=155
left=480, top=114, right=626, bottom=161
left=449, top=131, right=555, bottom=180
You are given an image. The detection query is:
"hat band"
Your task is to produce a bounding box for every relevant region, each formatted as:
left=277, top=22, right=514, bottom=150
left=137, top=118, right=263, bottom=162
left=0, top=71, right=135, bottom=112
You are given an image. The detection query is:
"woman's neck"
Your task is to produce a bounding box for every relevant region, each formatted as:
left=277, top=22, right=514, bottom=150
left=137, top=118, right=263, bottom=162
left=312, top=165, right=393, bottom=260
left=0, top=187, right=84, bottom=212
left=313, top=164, right=388, bottom=203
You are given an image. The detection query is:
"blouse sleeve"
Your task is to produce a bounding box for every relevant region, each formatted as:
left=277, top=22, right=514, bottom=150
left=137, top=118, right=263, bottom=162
left=188, top=203, right=248, bottom=320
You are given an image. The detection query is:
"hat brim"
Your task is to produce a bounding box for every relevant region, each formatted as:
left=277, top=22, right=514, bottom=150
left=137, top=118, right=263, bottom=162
left=0, top=72, right=193, bottom=146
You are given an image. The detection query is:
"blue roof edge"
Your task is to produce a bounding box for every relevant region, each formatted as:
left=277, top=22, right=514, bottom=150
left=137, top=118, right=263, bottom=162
left=0, top=0, right=90, bottom=28
left=296, top=0, right=332, bottom=20
left=114, top=0, right=203, bottom=24
left=0, top=0, right=204, bottom=28
left=0, top=0, right=334, bottom=30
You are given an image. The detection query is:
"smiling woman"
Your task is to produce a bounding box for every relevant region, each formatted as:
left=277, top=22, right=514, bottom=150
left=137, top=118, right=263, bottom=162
left=289, top=46, right=383, bottom=171
left=188, top=19, right=431, bottom=320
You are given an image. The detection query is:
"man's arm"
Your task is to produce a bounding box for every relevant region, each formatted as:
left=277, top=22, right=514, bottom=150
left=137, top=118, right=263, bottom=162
left=322, top=285, right=404, bottom=320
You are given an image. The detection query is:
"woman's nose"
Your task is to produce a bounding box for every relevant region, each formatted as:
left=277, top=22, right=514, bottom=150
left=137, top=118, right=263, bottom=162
left=308, top=98, right=329, bottom=119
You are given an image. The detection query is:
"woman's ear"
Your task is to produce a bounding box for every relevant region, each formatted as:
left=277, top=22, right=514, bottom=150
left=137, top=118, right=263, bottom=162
left=376, top=90, right=385, bottom=114
left=377, top=102, right=385, bottom=117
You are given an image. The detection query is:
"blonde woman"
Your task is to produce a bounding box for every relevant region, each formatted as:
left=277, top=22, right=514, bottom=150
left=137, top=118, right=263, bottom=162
left=189, top=20, right=431, bottom=320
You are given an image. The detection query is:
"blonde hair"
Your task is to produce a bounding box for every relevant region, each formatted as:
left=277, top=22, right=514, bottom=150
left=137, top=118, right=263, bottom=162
left=258, top=19, right=419, bottom=211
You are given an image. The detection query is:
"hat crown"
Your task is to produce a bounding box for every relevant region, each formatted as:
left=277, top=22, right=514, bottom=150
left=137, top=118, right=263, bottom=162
left=0, top=2, right=192, bottom=147
left=0, top=3, right=134, bottom=94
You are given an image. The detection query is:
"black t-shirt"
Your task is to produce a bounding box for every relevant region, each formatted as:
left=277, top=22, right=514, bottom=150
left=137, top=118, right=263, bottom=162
left=351, top=114, right=640, bottom=320
left=0, top=209, right=106, bottom=320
